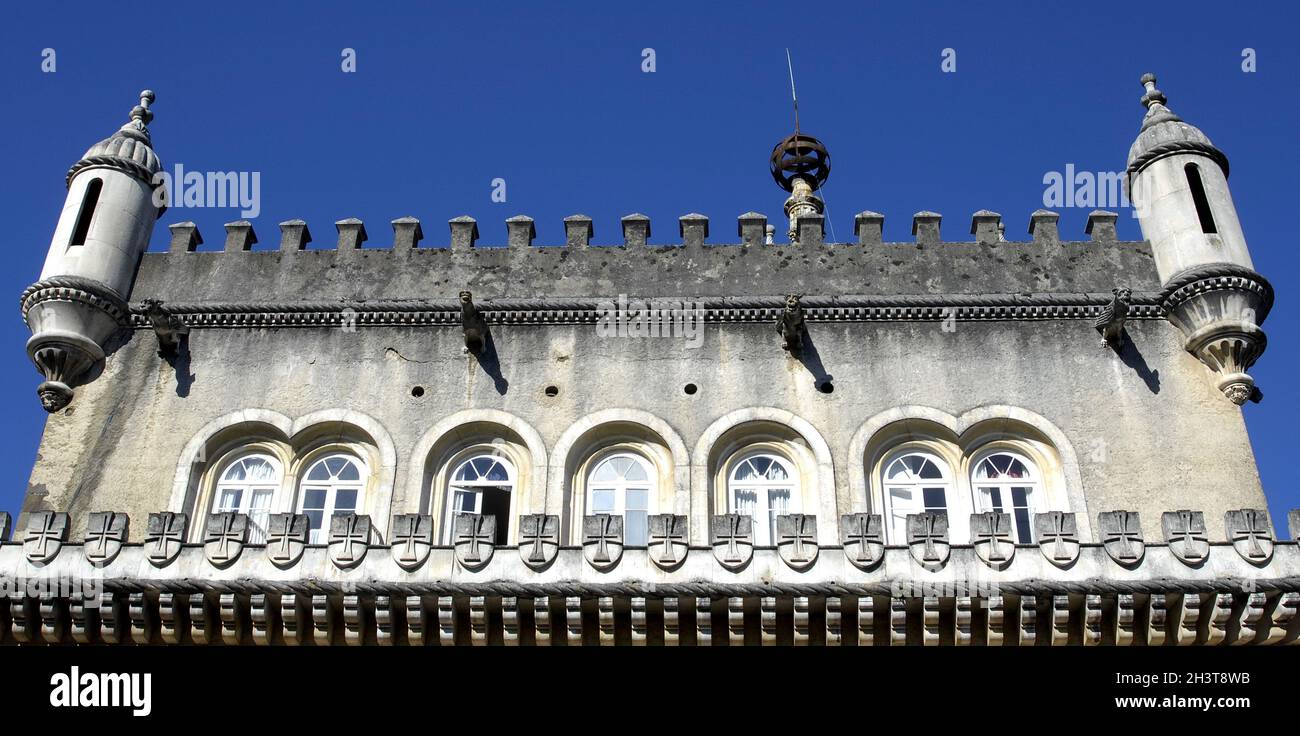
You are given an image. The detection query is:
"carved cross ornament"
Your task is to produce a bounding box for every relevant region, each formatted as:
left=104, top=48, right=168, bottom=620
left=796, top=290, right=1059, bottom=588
left=1099, top=510, right=1144, bottom=565
left=907, top=512, right=949, bottom=569
left=583, top=514, right=624, bottom=571
left=145, top=512, right=187, bottom=568
left=518, top=514, right=560, bottom=570
left=453, top=513, right=496, bottom=570
left=1161, top=510, right=1209, bottom=565
left=329, top=513, right=371, bottom=569
left=84, top=511, right=129, bottom=566
left=23, top=511, right=69, bottom=565
left=776, top=514, right=819, bottom=570
left=840, top=513, right=884, bottom=570
left=204, top=512, right=248, bottom=567
left=711, top=514, right=753, bottom=571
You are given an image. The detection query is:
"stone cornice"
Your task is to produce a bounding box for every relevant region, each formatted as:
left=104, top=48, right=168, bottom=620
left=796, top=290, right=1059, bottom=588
left=124, top=292, right=1169, bottom=329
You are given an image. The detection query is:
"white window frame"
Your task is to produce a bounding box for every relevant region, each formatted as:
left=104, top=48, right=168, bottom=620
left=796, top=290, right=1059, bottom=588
left=726, top=452, right=798, bottom=546
left=970, top=450, right=1040, bottom=544
left=880, top=451, right=953, bottom=544
left=212, top=453, right=283, bottom=544
left=297, top=453, right=367, bottom=544
left=586, top=452, right=655, bottom=546
left=443, top=454, right=515, bottom=544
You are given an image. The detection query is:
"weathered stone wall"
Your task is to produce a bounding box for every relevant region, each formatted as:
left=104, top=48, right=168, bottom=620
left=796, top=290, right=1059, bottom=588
left=130, top=235, right=1161, bottom=302
left=22, top=232, right=1264, bottom=542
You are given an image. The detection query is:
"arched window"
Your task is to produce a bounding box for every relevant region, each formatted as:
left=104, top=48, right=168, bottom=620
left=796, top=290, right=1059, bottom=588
left=881, top=452, right=952, bottom=543
left=971, top=451, right=1039, bottom=543
left=587, top=453, right=653, bottom=546
left=1184, top=163, right=1217, bottom=234
left=446, top=454, right=513, bottom=544
left=727, top=453, right=797, bottom=546
left=298, top=453, right=366, bottom=544
left=212, top=454, right=282, bottom=544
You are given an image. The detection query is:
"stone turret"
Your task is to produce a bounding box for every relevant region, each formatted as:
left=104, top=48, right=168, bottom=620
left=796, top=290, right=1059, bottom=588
left=21, top=91, right=164, bottom=412
left=1126, top=74, right=1271, bottom=404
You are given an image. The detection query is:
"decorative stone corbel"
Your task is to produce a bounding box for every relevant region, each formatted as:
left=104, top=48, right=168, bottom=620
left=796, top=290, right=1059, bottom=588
left=140, top=298, right=189, bottom=357
left=1160, top=264, right=1272, bottom=405
left=1094, top=287, right=1131, bottom=350
left=775, top=294, right=804, bottom=354
left=459, top=290, right=488, bottom=355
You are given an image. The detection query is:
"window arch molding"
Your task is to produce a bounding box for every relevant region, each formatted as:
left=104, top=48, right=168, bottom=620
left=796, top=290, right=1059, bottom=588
left=432, top=443, right=524, bottom=544
left=871, top=439, right=963, bottom=544
left=851, top=405, right=1091, bottom=539
left=693, top=408, right=835, bottom=546
left=722, top=445, right=802, bottom=546
left=173, top=409, right=394, bottom=542
left=552, top=410, right=687, bottom=545
left=406, top=410, right=548, bottom=539
left=965, top=445, right=1043, bottom=544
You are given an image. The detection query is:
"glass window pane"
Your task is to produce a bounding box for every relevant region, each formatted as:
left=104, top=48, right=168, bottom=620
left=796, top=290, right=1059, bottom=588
left=766, top=461, right=788, bottom=481
left=732, top=489, right=757, bottom=515
left=917, top=457, right=943, bottom=479
left=334, top=489, right=358, bottom=512
left=922, top=487, right=946, bottom=510
left=302, top=488, right=327, bottom=510
left=453, top=490, right=478, bottom=513
left=768, top=488, right=790, bottom=515
left=1011, top=487, right=1030, bottom=508
left=624, top=459, right=649, bottom=482
left=247, top=458, right=277, bottom=482
left=307, top=462, right=331, bottom=481
left=592, top=490, right=615, bottom=513
left=218, top=488, right=242, bottom=511
left=626, top=511, right=648, bottom=546
left=625, top=488, right=649, bottom=510
left=484, top=460, right=508, bottom=482
left=1014, top=507, right=1033, bottom=543
left=250, top=489, right=273, bottom=510
left=304, top=509, right=325, bottom=534
left=750, top=457, right=772, bottom=478
left=886, top=459, right=910, bottom=481
left=337, top=460, right=361, bottom=481
left=592, top=459, right=618, bottom=483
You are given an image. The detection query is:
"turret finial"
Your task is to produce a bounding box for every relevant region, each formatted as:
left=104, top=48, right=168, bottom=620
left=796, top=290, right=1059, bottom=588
left=1140, top=73, right=1166, bottom=109
left=130, top=89, right=155, bottom=126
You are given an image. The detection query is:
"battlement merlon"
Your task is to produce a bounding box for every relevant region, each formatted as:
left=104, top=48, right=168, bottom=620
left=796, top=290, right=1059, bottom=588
left=126, top=210, right=1170, bottom=304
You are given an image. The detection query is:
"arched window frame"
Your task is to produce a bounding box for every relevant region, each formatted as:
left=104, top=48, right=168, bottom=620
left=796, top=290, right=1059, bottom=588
left=295, top=451, right=369, bottom=544
left=193, top=439, right=293, bottom=542
left=581, top=449, right=657, bottom=546
left=438, top=446, right=518, bottom=545
left=967, top=447, right=1042, bottom=544
left=210, top=451, right=284, bottom=544
left=878, top=447, right=957, bottom=545
left=724, top=448, right=801, bottom=547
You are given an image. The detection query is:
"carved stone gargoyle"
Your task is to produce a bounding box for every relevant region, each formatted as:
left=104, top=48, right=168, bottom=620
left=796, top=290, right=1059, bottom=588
left=1094, top=287, right=1130, bottom=350
left=776, top=294, right=804, bottom=354
left=460, top=290, right=488, bottom=355
left=141, top=298, right=189, bottom=357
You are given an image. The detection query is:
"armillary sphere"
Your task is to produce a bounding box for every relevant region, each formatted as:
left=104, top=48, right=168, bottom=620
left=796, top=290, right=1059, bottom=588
left=769, top=132, right=830, bottom=192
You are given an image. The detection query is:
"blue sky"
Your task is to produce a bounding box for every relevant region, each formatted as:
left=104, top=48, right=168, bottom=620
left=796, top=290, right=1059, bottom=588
left=1, top=0, right=1296, bottom=531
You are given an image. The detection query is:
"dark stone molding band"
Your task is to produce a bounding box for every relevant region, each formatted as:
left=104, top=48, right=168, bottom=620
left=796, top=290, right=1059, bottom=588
left=20, top=276, right=131, bottom=326
left=124, top=292, right=1169, bottom=329
left=1160, top=262, right=1274, bottom=322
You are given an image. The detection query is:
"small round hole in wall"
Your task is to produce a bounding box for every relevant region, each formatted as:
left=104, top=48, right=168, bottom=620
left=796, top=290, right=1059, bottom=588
left=818, top=381, right=834, bottom=394
left=684, top=383, right=698, bottom=395
left=411, top=386, right=425, bottom=398
left=544, top=385, right=559, bottom=397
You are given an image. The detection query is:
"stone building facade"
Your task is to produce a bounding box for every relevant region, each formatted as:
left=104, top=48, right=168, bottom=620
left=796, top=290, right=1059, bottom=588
left=1, top=76, right=1296, bottom=646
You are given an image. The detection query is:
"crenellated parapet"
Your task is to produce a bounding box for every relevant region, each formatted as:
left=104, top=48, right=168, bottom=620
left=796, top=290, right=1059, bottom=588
left=1, top=507, right=1296, bottom=645
left=147, top=209, right=1154, bottom=253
